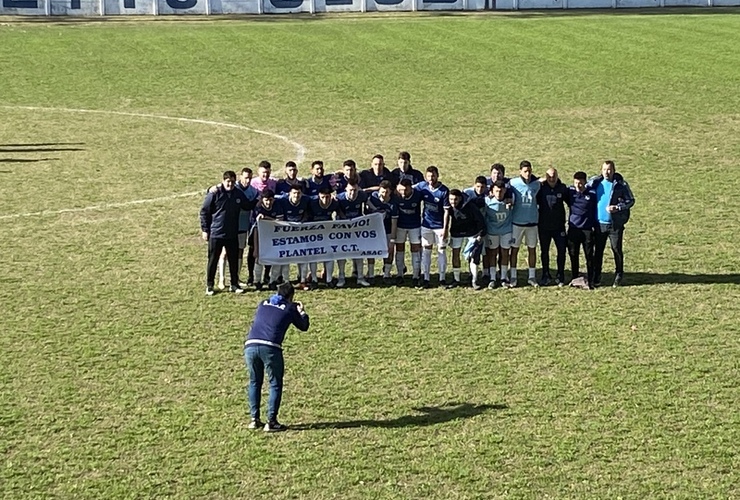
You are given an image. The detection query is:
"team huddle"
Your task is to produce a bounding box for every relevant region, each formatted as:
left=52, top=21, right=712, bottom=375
left=199, top=153, right=636, bottom=294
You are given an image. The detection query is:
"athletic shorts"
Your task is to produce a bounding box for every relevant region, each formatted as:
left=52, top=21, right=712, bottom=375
left=450, top=236, right=474, bottom=249
left=512, top=225, right=538, bottom=249
left=396, top=227, right=421, bottom=245
left=421, top=227, right=447, bottom=249
left=486, top=233, right=513, bottom=250
left=238, top=232, right=248, bottom=250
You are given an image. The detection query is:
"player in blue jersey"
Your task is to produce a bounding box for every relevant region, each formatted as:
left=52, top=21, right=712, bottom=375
left=275, top=161, right=305, bottom=197
left=359, top=154, right=394, bottom=193
left=330, top=159, right=361, bottom=195
left=484, top=180, right=514, bottom=289
left=391, top=151, right=424, bottom=187
left=278, top=183, right=311, bottom=290
left=365, top=180, right=399, bottom=284
left=509, top=160, right=542, bottom=287
left=395, top=179, right=424, bottom=287
left=336, top=180, right=369, bottom=288
left=305, top=160, right=332, bottom=199
left=306, top=187, right=343, bottom=290
left=414, top=166, right=450, bottom=288
left=251, top=190, right=284, bottom=291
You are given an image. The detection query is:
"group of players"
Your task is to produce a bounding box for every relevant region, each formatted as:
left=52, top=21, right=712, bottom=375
left=199, top=152, right=636, bottom=294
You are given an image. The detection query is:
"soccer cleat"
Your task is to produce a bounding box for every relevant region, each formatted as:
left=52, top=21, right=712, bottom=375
left=264, top=421, right=288, bottom=433
left=248, top=419, right=264, bottom=430
left=538, top=276, right=551, bottom=287
left=247, top=276, right=254, bottom=286
left=336, top=277, right=346, bottom=288
left=422, top=280, right=431, bottom=289
left=411, top=278, right=421, bottom=289
left=613, top=274, right=623, bottom=288
left=472, top=281, right=482, bottom=291
left=383, top=277, right=393, bottom=286
left=255, top=282, right=263, bottom=292
left=205, top=287, right=215, bottom=296
left=217, top=281, right=225, bottom=291
left=556, top=278, right=565, bottom=287
left=326, top=280, right=336, bottom=289
left=395, top=276, right=405, bottom=286
left=445, top=280, right=460, bottom=290
left=357, top=278, right=371, bottom=287
left=238, top=281, right=249, bottom=288
left=509, top=279, right=518, bottom=288
left=230, top=286, right=245, bottom=294
left=528, top=278, right=539, bottom=288
left=487, top=280, right=497, bottom=290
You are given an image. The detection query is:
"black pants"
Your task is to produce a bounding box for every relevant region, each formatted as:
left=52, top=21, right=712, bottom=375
left=567, top=226, right=595, bottom=284
left=539, top=228, right=567, bottom=281
left=207, top=237, right=240, bottom=288
left=593, top=223, right=624, bottom=284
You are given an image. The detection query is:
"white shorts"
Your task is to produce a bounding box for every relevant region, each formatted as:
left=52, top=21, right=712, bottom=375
left=238, top=232, right=248, bottom=250
left=450, top=236, right=472, bottom=249
left=396, top=227, right=421, bottom=245
left=512, top=225, right=538, bottom=249
left=421, top=227, right=447, bottom=249
left=486, top=233, right=512, bottom=250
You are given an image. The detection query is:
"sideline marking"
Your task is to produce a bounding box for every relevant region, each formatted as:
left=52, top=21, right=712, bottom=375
left=0, top=105, right=307, bottom=221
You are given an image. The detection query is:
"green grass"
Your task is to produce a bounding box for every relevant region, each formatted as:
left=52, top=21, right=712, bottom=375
left=1, top=11, right=739, bottom=499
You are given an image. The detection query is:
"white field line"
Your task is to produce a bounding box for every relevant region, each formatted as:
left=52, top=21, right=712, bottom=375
left=0, top=105, right=307, bottom=221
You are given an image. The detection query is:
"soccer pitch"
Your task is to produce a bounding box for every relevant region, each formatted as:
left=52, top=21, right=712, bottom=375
left=1, top=11, right=739, bottom=499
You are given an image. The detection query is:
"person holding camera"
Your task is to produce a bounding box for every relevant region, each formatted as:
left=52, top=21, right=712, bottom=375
left=243, top=282, right=310, bottom=432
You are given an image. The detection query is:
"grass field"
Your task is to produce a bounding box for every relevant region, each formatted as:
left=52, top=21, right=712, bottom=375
left=1, top=10, right=739, bottom=499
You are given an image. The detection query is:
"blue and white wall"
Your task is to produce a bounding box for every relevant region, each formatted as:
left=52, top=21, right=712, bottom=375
left=0, top=0, right=737, bottom=16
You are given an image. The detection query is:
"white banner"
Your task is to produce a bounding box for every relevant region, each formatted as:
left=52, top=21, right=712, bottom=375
left=257, top=213, right=388, bottom=265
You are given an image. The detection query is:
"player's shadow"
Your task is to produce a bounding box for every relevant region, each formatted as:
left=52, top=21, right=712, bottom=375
left=0, top=158, right=60, bottom=163
left=0, top=147, right=85, bottom=153
left=623, top=272, right=740, bottom=286
left=291, top=402, right=507, bottom=431
left=0, top=142, right=85, bottom=147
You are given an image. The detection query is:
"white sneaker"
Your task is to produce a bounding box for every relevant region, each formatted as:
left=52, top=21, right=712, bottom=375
left=357, top=278, right=371, bottom=287
left=528, top=278, right=539, bottom=288
left=217, top=281, right=225, bottom=290
left=337, top=277, right=346, bottom=288
left=205, top=287, right=215, bottom=296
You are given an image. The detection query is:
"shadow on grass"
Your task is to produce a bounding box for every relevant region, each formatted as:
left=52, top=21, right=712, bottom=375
left=624, top=272, right=740, bottom=286
left=292, top=402, right=507, bottom=430
left=0, top=142, right=85, bottom=147
left=0, top=147, right=85, bottom=153
left=0, top=158, right=59, bottom=163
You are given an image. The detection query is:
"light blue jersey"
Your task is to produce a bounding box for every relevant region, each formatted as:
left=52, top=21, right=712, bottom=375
left=236, top=182, right=260, bottom=232
left=596, top=179, right=614, bottom=224
left=484, top=197, right=513, bottom=235
left=510, top=176, right=541, bottom=226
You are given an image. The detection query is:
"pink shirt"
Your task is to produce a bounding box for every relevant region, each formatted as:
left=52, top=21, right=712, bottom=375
left=250, top=177, right=277, bottom=194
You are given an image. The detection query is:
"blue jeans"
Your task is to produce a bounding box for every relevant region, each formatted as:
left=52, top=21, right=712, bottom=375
left=244, top=344, right=284, bottom=422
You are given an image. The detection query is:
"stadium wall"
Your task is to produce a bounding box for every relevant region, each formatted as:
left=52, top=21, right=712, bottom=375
left=0, top=0, right=738, bottom=16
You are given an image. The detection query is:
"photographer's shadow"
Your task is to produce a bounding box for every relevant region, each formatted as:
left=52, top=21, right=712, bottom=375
left=292, top=402, right=507, bottom=431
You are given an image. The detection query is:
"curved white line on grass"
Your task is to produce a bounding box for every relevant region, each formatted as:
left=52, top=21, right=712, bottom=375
left=0, top=105, right=307, bottom=221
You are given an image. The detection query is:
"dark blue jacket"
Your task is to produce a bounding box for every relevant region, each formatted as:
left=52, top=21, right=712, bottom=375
left=568, top=186, right=597, bottom=230
left=200, top=188, right=256, bottom=239
left=587, top=172, right=635, bottom=228
left=447, top=200, right=486, bottom=238
left=245, top=298, right=310, bottom=348
left=537, top=180, right=570, bottom=232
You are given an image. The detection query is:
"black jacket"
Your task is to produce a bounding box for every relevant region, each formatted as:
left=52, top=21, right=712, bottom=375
left=447, top=200, right=486, bottom=238
left=200, top=188, right=257, bottom=239
left=587, top=172, right=636, bottom=228
left=537, top=179, right=570, bottom=232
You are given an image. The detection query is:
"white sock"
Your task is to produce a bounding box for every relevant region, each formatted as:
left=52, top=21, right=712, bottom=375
left=309, top=262, right=318, bottom=280
left=501, top=265, right=508, bottom=281
left=354, top=259, right=364, bottom=280
left=383, top=263, right=392, bottom=278
left=489, top=266, right=497, bottom=278
left=281, top=264, right=291, bottom=282
left=528, top=267, right=536, bottom=280
left=437, top=250, right=447, bottom=280
left=270, top=265, right=281, bottom=283
left=395, top=251, right=405, bottom=277
left=482, top=267, right=490, bottom=277
left=338, top=259, right=346, bottom=279
left=510, top=267, right=517, bottom=281
left=366, top=260, right=375, bottom=279
left=422, top=248, right=432, bottom=280
left=412, top=251, right=421, bottom=278
left=470, top=262, right=478, bottom=282
left=253, top=263, right=263, bottom=284
left=453, top=268, right=461, bottom=282
left=325, top=262, right=334, bottom=282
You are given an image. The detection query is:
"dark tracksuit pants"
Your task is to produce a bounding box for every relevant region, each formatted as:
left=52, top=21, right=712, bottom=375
left=567, top=226, right=595, bottom=284
left=539, top=228, right=567, bottom=281
left=207, top=237, right=240, bottom=288
left=593, top=223, right=624, bottom=284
